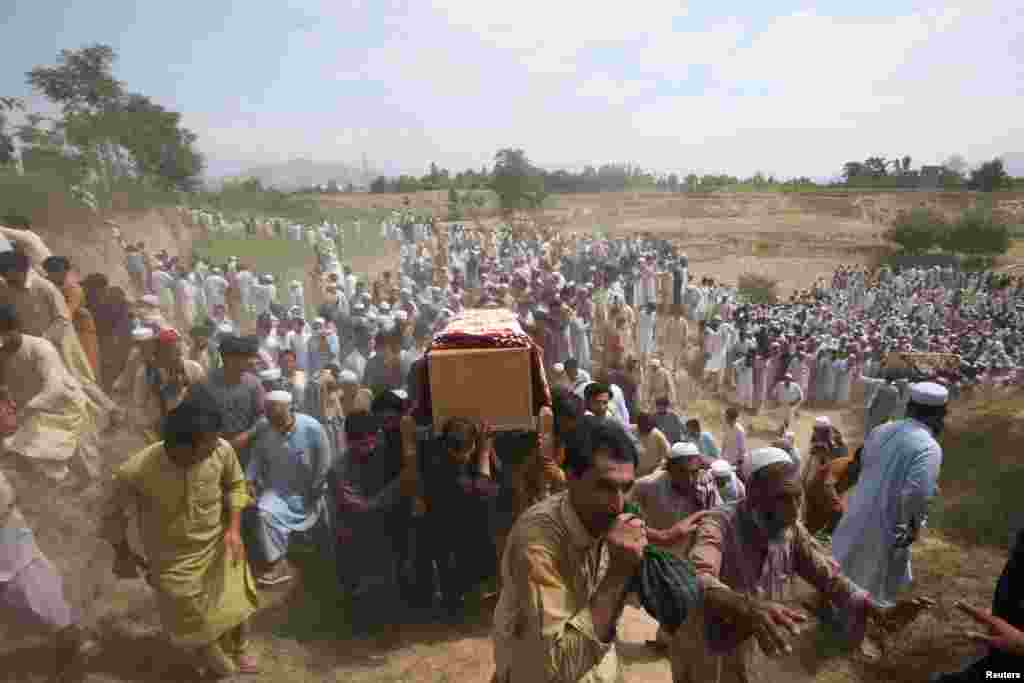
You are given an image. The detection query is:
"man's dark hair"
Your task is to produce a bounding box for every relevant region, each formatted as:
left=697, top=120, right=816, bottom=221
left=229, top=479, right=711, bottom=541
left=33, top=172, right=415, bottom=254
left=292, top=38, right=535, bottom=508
left=551, top=387, right=582, bottom=441
left=563, top=415, right=638, bottom=477
left=0, top=250, right=30, bottom=274
left=42, top=256, right=71, bottom=274
left=564, top=358, right=578, bottom=371
left=905, top=401, right=948, bottom=434
left=0, top=303, right=19, bottom=332
left=163, top=386, right=224, bottom=449
left=584, top=382, right=612, bottom=403
left=440, top=417, right=479, bottom=455
left=371, top=389, right=405, bottom=416
left=685, top=418, right=701, bottom=431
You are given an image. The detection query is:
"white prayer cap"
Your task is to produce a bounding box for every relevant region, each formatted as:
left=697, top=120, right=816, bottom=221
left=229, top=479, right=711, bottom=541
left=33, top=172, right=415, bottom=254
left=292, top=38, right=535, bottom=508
left=668, top=442, right=701, bottom=461
left=649, top=358, right=661, bottom=367
left=814, top=416, right=832, bottom=428
left=132, top=327, right=155, bottom=341
left=909, top=382, right=949, bottom=407
left=217, top=323, right=234, bottom=335
left=392, top=389, right=408, bottom=400
left=379, top=302, right=392, bottom=312
left=259, top=367, right=281, bottom=382
left=140, top=295, right=160, bottom=307
left=338, top=369, right=358, bottom=384
left=744, top=447, right=794, bottom=479
left=265, top=390, right=292, bottom=404
left=552, top=362, right=565, bottom=373
left=710, top=459, right=733, bottom=478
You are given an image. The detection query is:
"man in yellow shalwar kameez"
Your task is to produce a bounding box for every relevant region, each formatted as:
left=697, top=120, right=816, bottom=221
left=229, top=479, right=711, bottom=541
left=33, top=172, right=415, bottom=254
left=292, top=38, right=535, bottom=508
left=101, top=386, right=261, bottom=678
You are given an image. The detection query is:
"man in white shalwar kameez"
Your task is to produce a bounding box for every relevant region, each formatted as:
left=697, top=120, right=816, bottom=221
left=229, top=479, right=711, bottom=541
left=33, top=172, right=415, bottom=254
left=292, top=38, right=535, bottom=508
left=832, top=382, right=947, bottom=606
left=702, top=318, right=728, bottom=392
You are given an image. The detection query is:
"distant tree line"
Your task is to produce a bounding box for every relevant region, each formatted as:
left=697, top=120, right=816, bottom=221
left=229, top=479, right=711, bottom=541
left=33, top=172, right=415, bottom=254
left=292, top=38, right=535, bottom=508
left=841, top=154, right=1013, bottom=192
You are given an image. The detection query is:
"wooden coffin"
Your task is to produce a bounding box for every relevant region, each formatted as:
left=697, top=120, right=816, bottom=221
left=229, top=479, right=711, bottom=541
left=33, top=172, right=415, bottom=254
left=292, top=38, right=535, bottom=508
left=428, top=345, right=534, bottom=432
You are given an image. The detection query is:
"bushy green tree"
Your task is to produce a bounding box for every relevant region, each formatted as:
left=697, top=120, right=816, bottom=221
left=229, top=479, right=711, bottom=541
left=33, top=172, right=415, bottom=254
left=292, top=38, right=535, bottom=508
left=944, top=208, right=1010, bottom=258
left=883, top=207, right=947, bottom=254
left=491, top=148, right=546, bottom=212
left=25, top=44, right=203, bottom=192
left=968, top=158, right=1011, bottom=192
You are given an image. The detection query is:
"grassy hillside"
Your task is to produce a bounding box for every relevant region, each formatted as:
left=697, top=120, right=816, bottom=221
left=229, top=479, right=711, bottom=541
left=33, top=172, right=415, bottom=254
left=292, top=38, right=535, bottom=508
left=928, top=389, right=1024, bottom=548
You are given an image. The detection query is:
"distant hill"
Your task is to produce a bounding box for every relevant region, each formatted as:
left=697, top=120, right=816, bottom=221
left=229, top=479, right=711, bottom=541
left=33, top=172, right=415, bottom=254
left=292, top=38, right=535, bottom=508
left=223, top=158, right=384, bottom=191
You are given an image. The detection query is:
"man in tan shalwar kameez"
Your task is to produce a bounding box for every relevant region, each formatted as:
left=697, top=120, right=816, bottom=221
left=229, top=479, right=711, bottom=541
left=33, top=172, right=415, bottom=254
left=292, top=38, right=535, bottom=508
left=0, top=303, right=102, bottom=483
left=0, top=251, right=120, bottom=431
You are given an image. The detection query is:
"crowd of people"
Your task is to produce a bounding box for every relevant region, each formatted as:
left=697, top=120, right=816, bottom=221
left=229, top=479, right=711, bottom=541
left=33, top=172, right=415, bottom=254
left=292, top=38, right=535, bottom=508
left=0, top=211, right=1022, bottom=682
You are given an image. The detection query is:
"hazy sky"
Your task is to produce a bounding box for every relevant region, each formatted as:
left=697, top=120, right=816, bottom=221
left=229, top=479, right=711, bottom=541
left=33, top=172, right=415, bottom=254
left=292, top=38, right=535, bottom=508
left=2, top=1, right=1022, bottom=179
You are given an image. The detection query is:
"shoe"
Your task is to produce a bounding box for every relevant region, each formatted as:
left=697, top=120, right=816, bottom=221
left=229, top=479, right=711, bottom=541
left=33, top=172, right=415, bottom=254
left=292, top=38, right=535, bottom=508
left=256, top=561, right=293, bottom=587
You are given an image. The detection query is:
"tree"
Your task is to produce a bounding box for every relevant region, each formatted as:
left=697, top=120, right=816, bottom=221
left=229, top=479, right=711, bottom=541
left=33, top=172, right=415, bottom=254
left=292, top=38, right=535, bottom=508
left=491, top=148, right=546, bottom=213
left=842, top=161, right=866, bottom=181
left=26, top=45, right=203, bottom=191
left=326, top=179, right=340, bottom=193
left=944, top=154, right=968, bottom=176
left=684, top=173, right=699, bottom=192
left=945, top=208, right=1010, bottom=258
left=0, top=98, right=23, bottom=167
left=968, top=158, right=1011, bottom=192
left=666, top=173, right=680, bottom=192
left=902, top=155, right=912, bottom=173
left=883, top=207, right=947, bottom=254
left=863, top=157, right=889, bottom=177
left=370, top=176, right=392, bottom=193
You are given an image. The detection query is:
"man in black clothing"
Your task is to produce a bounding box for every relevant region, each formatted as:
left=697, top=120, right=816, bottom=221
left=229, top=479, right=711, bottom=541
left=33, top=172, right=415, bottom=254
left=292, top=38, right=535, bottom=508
left=931, top=529, right=1024, bottom=680
left=416, top=418, right=500, bottom=619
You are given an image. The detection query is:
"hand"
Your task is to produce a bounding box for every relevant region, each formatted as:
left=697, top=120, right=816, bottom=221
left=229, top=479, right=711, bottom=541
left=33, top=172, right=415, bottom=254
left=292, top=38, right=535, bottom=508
left=956, top=600, right=1024, bottom=656
left=671, top=510, right=713, bottom=542
left=606, top=513, right=648, bottom=578
left=224, top=528, right=244, bottom=565
left=745, top=599, right=809, bottom=657
left=870, top=596, right=936, bottom=633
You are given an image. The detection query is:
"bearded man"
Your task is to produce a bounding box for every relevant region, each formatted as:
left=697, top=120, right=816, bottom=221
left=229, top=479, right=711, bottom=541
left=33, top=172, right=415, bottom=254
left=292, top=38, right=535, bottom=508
left=670, top=447, right=936, bottom=682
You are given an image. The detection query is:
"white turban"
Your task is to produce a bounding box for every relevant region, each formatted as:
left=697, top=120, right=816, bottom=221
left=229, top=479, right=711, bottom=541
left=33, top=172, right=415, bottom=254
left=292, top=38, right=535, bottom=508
left=259, top=368, right=281, bottom=382
left=668, top=442, right=701, bottom=460
left=744, top=447, right=794, bottom=480
left=338, top=370, right=358, bottom=384
left=265, top=390, right=292, bottom=404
